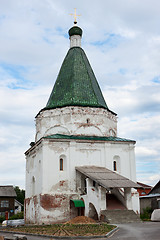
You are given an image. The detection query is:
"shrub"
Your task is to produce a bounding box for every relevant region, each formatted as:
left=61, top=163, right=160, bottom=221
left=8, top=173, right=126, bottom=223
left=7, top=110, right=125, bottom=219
left=9, top=212, right=24, bottom=220
left=0, top=216, right=5, bottom=223
left=140, top=207, right=153, bottom=221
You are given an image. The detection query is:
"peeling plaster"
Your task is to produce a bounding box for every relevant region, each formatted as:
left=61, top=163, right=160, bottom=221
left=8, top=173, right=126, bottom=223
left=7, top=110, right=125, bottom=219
left=35, top=106, right=117, bottom=141
left=40, top=194, right=67, bottom=210
left=50, top=180, right=69, bottom=192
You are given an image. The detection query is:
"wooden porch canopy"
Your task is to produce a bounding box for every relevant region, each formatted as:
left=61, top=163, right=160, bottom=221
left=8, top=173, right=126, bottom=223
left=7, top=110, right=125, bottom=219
left=76, top=166, right=140, bottom=189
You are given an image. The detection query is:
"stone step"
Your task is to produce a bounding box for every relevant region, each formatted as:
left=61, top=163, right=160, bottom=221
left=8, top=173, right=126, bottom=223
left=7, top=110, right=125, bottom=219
left=101, top=210, right=141, bottom=224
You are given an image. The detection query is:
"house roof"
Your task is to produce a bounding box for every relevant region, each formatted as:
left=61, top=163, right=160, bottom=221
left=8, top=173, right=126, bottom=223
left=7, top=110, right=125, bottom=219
left=140, top=193, right=160, bottom=199
left=148, top=180, right=160, bottom=195
left=44, top=134, right=136, bottom=143
left=0, top=186, right=17, bottom=197
left=137, top=182, right=152, bottom=189
left=76, top=166, right=140, bottom=189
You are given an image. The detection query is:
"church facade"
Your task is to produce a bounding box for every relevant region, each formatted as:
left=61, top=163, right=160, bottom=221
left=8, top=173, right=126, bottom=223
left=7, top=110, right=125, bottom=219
left=25, top=23, right=140, bottom=224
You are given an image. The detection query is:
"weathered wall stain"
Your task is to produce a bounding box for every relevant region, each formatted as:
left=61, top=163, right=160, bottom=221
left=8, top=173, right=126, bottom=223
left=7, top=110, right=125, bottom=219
left=59, top=180, right=66, bottom=186
left=25, top=198, right=31, bottom=206
left=40, top=194, right=67, bottom=210
left=50, top=180, right=69, bottom=192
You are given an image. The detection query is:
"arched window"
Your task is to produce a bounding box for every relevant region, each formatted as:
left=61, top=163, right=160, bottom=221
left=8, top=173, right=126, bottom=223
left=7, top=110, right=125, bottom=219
left=60, top=158, right=63, bottom=171
left=113, top=161, right=117, bottom=171
left=59, top=155, right=67, bottom=172
left=109, top=128, right=116, bottom=137
left=113, top=156, right=121, bottom=173
left=32, top=176, right=35, bottom=196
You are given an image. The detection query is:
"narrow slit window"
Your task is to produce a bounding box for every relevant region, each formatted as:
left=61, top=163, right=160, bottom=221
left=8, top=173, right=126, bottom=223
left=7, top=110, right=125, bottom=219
left=60, top=158, right=63, bottom=171
left=113, top=161, right=117, bottom=171
left=93, top=181, right=96, bottom=187
left=32, top=176, right=35, bottom=196
left=84, top=179, right=87, bottom=194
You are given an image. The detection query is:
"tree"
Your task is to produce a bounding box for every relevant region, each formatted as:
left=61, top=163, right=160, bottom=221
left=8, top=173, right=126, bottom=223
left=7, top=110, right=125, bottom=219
left=14, top=186, right=25, bottom=205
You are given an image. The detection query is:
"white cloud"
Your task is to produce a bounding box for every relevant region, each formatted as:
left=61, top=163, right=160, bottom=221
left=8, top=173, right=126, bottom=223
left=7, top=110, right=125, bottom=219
left=135, top=147, right=158, bottom=157
left=149, top=175, right=160, bottom=182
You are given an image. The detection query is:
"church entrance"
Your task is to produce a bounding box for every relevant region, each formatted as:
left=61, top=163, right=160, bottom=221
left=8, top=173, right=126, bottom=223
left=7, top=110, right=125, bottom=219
left=106, top=193, right=126, bottom=210
left=70, top=199, right=85, bottom=219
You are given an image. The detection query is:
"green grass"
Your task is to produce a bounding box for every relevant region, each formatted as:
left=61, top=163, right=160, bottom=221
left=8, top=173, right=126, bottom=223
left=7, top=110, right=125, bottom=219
left=1, top=223, right=116, bottom=236
left=0, top=212, right=24, bottom=224
left=9, top=212, right=24, bottom=220
left=140, top=207, right=153, bottom=221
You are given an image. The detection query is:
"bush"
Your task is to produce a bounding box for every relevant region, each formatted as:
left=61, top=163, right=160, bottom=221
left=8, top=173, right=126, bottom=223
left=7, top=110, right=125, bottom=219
left=140, top=207, right=153, bottom=221
left=0, top=216, right=5, bottom=223
left=9, top=212, right=24, bottom=220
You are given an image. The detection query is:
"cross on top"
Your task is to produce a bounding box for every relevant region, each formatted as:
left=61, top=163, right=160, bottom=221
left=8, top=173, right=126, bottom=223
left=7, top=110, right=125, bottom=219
left=70, top=8, right=81, bottom=24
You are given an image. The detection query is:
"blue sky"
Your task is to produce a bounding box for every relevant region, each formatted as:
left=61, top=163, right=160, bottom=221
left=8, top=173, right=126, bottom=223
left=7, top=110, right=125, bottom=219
left=0, top=0, right=160, bottom=188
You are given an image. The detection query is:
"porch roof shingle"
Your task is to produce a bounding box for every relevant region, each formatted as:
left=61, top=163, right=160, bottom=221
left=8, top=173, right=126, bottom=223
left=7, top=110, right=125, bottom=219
left=76, top=166, right=140, bottom=189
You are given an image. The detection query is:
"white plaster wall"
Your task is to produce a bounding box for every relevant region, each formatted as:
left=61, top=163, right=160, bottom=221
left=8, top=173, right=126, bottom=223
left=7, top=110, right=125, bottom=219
left=82, top=178, right=100, bottom=217
left=104, top=143, right=136, bottom=181
left=131, top=189, right=140, bottom=214
left=25, top=144, right=43, bottom=198
left=35, top=107, right=117, bottom=142
left=124, top=188, right=132, bottom=210
left=43, top=139, right=136, bottom=195
left=124, top=188, right=140, bottom=214
left=26, top=139, right=136, bottom=196
left=81, top=179, right=106, bottom=218
left=40, top=140, right=105, bottom=194
left=42, top=141, right=70, bottom=194
left=25, top=133, right=139, bottom=223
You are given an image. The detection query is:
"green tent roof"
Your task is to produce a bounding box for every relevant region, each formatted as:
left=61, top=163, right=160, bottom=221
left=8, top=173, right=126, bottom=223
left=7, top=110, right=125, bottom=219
left=44, top=46, right=110, bottom=111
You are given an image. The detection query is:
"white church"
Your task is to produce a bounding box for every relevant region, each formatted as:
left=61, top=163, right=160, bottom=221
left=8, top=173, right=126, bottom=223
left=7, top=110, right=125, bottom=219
left=25, top=20, right=140, bottom=224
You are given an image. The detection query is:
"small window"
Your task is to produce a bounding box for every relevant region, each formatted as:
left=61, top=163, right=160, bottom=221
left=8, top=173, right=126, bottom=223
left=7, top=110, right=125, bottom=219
left=84, top=179, right=87, bottom=194
left=113, top=155, right=121, bottom=173
left=60, top=158, right=63, bottom=171
left=1, top=200, right=9, bottom=208
left=113, top=161, right=117, bottom=171
left=32, top=176, right=35, bottom=196
left=93, top=181, right=96, bottom=187
left=87, top=118, right=90, bottom=124
left=141, top=191, right=146, bottom=195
